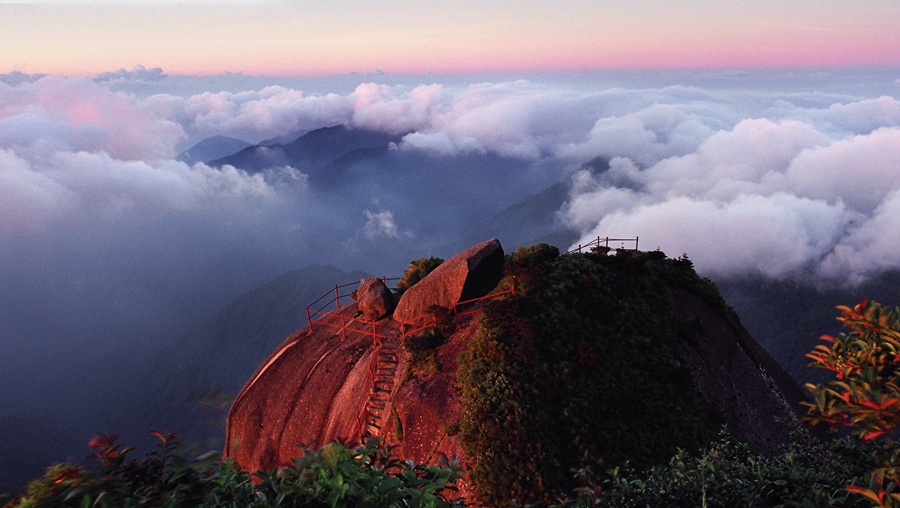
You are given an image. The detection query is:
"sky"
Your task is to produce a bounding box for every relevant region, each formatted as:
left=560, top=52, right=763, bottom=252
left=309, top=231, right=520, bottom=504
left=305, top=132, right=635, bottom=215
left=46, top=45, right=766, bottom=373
left=2, top=0, right=899, bottom=76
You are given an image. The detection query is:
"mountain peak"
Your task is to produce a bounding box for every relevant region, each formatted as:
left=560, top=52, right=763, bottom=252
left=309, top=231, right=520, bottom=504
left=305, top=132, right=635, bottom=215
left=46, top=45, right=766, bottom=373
left=225, top=241, right=804, bottom=506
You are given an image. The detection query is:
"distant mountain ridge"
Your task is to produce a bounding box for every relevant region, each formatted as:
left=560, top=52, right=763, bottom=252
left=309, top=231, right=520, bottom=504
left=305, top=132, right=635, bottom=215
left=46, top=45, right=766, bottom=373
left=208, top=125, right=402, bottom=175
left=178, top=135, right=252, bottom=166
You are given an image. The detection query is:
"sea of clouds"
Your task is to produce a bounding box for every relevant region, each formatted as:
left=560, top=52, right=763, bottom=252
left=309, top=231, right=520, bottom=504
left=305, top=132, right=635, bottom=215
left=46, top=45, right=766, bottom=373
left=2, top=64, right=900, bottom=499
left=2, top=69, right=898, bottom=284
left=1, top=65, right=899, bottom=431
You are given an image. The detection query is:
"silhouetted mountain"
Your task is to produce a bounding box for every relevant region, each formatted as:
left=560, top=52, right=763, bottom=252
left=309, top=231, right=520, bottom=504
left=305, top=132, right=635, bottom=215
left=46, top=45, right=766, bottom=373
left=177, top=135, right=252, bottom=165
left=257, top=130, right=309, bottom=147
left=209, top=126, right=401, bottom=175
left=460, top=179, right=576, bottom=252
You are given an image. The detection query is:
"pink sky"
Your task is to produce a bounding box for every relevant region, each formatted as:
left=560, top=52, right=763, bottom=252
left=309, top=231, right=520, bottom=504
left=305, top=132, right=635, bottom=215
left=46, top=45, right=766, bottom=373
left=1, top=1, right=898, bottom=76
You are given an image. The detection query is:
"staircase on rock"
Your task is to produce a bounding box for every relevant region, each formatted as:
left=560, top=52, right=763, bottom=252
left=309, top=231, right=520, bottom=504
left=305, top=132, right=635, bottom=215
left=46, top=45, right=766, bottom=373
left=362, top=336, right=402, bottom=439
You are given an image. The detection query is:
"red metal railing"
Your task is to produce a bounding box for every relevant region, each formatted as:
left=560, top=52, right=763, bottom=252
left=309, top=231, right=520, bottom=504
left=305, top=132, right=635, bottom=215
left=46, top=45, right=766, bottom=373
left=305, top=276, right=401, bottom=333
left=564, top=236, right=638, bottom=255
left=395, top=285, right=516, bottom=338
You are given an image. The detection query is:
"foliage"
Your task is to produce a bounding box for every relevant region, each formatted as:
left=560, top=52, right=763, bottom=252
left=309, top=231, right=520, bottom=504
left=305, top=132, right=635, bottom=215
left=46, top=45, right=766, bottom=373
left=404, top=327, right=446, bottom=380
left=457, top=245, right=727, bottom=506
left=3, top=433, right=464, bottom=508
left=541, top=427, right=872, bottom=508
left=804, top=300, right=900, bottom=507
left=396, top=257, right=444, bottom=295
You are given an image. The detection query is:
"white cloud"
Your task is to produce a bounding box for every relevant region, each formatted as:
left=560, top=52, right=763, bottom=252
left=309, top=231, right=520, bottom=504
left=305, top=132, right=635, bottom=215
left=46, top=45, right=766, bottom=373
left=785, top=127, right=900, bottom=212
left=575, top=193, right=851, bottom=278
left=362, top=209, right=410, bottom=239
left=563, top=114, right=900, bottom=282
left=4, top=71, right=900, bottom=288
left=0, top=76, right=183, bottom=160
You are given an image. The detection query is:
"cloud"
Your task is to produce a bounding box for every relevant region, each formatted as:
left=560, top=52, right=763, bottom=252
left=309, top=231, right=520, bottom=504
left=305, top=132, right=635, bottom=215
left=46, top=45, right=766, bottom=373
left=571, top=192, right=851, bottom=279
left=3, top=71, right=900, bottom=369
left=820, top=189, right=900, bottom=283
left=351, top=83, right=444, bottom=135
left=94, top=65, right=167, bottom=84
left=784, top=127, right=900, bottom=212
left=362, top=209, right=410, bottom=239
left=562, top=115, right=900, bottom=283
left=146, top=85, right=353, bottom=144
left=0, top=76, right=183, bottom=160
left=0, top=70, right=45, bottom=86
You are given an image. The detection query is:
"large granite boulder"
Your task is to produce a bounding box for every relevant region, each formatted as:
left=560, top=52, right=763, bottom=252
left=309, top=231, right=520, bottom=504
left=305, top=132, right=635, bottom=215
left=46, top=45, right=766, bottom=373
left=393, top=238, right=504, bottom=325
left=354, top=277, right=394, bottom=320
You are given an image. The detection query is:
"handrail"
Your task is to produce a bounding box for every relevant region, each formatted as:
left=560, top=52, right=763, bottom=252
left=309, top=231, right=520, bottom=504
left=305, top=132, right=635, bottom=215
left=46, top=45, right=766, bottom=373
left=396, top=286, right=516, bottom=339
left=564, top=236, right=638, bottom=255
left=305, top=277, right=402, bottom=329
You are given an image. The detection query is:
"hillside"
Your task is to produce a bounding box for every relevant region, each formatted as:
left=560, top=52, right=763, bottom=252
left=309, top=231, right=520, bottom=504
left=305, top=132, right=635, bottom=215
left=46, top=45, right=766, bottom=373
left=226, top=240, right=804, bottom=506
left=92, top=264, right=371, bottom=452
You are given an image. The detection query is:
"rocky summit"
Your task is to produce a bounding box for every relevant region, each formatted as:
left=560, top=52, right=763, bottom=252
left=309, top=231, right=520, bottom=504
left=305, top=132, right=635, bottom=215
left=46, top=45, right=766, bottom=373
left=225, top=240, right=805, bottom=506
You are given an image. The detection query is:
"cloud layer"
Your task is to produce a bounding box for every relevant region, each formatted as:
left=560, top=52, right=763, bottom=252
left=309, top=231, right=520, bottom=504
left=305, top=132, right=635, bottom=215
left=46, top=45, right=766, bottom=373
left=1, top=72, right=899, bottom=368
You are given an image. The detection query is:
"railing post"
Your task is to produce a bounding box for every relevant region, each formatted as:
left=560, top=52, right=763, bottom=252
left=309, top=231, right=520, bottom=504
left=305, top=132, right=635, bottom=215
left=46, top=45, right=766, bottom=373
left=334, top=284, right=340, bottom=308
left=306, top=307, right=313, bottom=329
left=635, top=236, right=639, bottom=251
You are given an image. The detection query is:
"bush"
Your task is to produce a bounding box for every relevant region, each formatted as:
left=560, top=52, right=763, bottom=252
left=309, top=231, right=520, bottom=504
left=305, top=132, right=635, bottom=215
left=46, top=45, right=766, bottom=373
left=3, top=433, right=465, bottom=508
left=396, top=257, right=444, bottom=295
left=404, top=327, right=446, bottom=379
left=804, top=300, right=900, bottom=507
left=544, top=427, right=872, bottom=507
left=457, top=246, right=723, bottom=506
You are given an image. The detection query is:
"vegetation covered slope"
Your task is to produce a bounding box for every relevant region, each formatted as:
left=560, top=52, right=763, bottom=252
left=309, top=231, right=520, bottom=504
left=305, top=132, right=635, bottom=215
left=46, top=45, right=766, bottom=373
left=457, top=245, right=789, bottom=506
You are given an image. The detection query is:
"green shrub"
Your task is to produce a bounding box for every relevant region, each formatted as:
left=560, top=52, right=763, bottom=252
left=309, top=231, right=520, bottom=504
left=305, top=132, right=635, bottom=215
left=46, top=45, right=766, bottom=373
left=4, top=433, right=465, bottom=508
left=545, top=427, right=872, bottom=507
left=396, top=257, right=444, bottom=295
left=458, top=246, right=727, bottom=506
left=404, top=327, right=446, bottom=380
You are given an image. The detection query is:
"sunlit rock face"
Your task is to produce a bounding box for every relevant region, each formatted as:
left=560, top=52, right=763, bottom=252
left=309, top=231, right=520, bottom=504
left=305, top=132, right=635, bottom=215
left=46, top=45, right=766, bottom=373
left=224, top=240, right=506, bottom=503
left=393, top=238, right=504, bottom=325
left=224, top=303, right=390, bottom=471
left=353, top=277, right=394, bottom=320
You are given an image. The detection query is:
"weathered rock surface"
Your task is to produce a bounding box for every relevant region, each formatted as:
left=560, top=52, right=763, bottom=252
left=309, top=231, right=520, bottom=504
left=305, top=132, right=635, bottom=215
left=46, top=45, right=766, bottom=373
left=392, top=238, right=504, bottom=325
left=224, top=303, right=402, bottom=472
left=354, top=277, right=394, bottom=320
